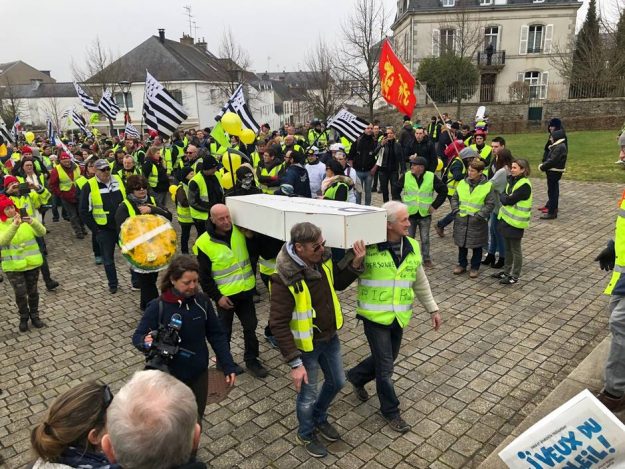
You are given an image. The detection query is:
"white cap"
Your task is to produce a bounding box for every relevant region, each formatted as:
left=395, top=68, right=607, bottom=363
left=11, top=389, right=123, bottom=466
left=329, top=143, right=345, bottom=152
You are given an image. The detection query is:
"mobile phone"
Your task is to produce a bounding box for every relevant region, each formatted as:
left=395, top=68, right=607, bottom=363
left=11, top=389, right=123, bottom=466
left=19, top=208, right=28, bottom=218
left=18, top=183, right=29, bottom=196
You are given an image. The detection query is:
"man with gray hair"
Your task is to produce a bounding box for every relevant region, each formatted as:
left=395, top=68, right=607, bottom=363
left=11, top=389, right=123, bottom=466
left=347, top=201, right=442, bottom=433
left=102, top=370, right=205, bottom=469
left=269, top=222, right=366, bottom=458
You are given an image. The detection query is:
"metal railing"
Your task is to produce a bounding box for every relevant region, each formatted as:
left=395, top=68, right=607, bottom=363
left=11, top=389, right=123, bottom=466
left=476, top=50, right=506, bottom=67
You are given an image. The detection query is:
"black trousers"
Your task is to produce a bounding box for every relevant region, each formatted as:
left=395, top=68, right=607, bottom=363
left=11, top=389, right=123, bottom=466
left=137, top=271, right=159, bottom=310
left=180, top=222, right=197, bottom=254
left=377, top=170, right=401, bottom=202
left=217, top=294, right=259, bottom=363
left=183, top=368, right=208, bottom=421
left=192, top=219, right=207, bottom=237
left=546, top=172, right=562, bottom=215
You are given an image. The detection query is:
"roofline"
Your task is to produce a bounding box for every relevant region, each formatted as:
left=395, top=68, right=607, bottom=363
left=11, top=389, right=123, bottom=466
left=392, top=2, right=581, bottom=29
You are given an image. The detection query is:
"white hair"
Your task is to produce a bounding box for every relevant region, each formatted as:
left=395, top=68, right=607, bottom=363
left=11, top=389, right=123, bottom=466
left=106, top=370, right=198, bottom=469
left=382, top=201, right=407, bottom=223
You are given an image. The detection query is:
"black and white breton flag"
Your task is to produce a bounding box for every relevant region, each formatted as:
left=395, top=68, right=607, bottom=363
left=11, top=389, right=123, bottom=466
left=73, top=82, right=99, bottom=113
left=142, top=71, right=187, bottom=137
left=70, top=109, right=93, bottom=137
left=327, top=109, right=369, bottom=142
left=124, top=123, right=140, bottom=138
left=215, top=84, right=259, bottom=133
left=46, top=117, right=55, bottom=140
left=98, top=89, right=120, bottom=120
left=0, top=118, right=14, bottom=144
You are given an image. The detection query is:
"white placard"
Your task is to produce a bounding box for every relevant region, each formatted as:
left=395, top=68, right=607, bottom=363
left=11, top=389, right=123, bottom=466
left=499, top=389, right=625, bottom=468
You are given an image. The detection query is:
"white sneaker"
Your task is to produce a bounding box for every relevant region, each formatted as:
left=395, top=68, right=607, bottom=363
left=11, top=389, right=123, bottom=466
left=615, top=160, right=625, bottom=165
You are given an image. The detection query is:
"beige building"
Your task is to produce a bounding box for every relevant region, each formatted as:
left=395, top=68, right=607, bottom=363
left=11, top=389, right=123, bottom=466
left=392, top=0, right=581, bottom=106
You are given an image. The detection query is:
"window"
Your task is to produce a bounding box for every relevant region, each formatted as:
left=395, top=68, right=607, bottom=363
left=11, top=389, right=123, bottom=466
left=442, top=0, right=455, bottom=6
left=170, top=89, right=183, bottom=105
left=480, top=0, right=493, bottom=5
left=527, top=25, right=543, bottom=53
left=114, top=92, right=133, bottom=108
left=523, top=71, right=548, bottom=99
left=440, top=28, right=456, bottom=54
left=484, top=26, right=499, bottom=51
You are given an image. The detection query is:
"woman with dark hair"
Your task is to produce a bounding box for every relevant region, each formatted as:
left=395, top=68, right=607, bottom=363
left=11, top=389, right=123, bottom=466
left=321, top=159, right=353, bottom=201
left=115, top=174, right=172, bottom=310
left=493, top=159, right=533, bottom=285
left=132, top=255, right=236, bottom=420
left=482, top=148, right=513, bottom=268
left=30, top=381, right=113, bottom=468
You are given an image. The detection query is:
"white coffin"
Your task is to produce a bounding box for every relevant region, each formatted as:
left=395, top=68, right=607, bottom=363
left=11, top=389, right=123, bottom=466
left=225, top=194, right=387, bottom=249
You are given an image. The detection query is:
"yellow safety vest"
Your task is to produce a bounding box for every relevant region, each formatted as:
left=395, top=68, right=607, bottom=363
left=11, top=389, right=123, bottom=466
left=123, top=196, right=156, bottom=217
left=87, top=175, right=127, bottom=226
left=444, top=157, right=466, bottom=197
left=356, top=238, right=422, bottom=327
left=0, top=219, right=43, bottom=272
left=288, top=259, right=342, bottom=352
left=192, top=226, right=255, bottom=296
left=498, top=178, right=532, bottom=229
left=456, top=179, right=492, bottom=217
left=176, top=183, right=193, bottom=224
left=258, top=164, right=282, bottom=194
left=57, top=165, right=81, bottom=191
left=403, top=171, right=434, bottom=217
left=605, top=196, right=625, bottom=295
left=189, top=173, right=213, bottom=220
left=147, top=163, right=158, bottom=188
left=258, top=256, right=276, bottom=276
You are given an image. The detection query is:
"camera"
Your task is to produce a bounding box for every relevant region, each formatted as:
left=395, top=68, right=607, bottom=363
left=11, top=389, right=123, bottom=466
left=144, top=313, right=193, bottom=374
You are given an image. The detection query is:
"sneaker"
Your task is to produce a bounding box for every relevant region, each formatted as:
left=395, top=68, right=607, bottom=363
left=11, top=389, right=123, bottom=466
left=131, top=285, right=140, bottom=291
left=493, top=257, right=505, bottom=269
left=31, top=318, right=45, bottom=328
left=435, top=225, right=445, bottom=237
left=296, top=434, right=328, bottom=458
left=596, top=390, right=625, bottom=412
left=246, top=359, right=268, bottom=378
left=45, top=280, right=60, bottom=291
left=423, top=260, right=434, bottom=269
left=540, top=213, right=557, bottom=220
left=316, top=422, right=340, bottom=442
left=500, top=275, right=518, bottom=285
left=347, top=375, right=369, bottom=402
left=94, top=256, right=103, bottom=265
left=491, top=271, right=508, bottom=279
left=615, top=160, right=625, bottom=165
left=19, top=321, right=28, bottom=332
left=453, top=265, right=466, bottom=275
left=385, top=415, right=411, bottom=433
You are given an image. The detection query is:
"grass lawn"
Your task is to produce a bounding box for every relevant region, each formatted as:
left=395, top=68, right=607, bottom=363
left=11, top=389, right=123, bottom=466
left=502, top=130, right=623, bottom=183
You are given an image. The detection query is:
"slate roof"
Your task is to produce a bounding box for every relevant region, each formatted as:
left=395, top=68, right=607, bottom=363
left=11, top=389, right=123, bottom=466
left=3, top=82, right=76, bottom=99
left=401, top=0, right=579, bottom=12
left=89, top=36, right=234, bottom=84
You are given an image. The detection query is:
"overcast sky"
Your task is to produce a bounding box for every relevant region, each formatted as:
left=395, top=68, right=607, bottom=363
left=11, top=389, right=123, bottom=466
left=2, top=0, right=618, bottom=82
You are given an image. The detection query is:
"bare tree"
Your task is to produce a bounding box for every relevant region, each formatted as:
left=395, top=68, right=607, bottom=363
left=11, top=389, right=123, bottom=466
left=71, top=36, right=122, bottom=100
left=41, top=96, right=66, bottom=133
left=338, top=0, right=389, bottom=122
left=434, top=0, right=485, bottom=61
left=304, top=40, right=348, bottom=122
left=0, top=77, right=25, bottom=127
left=218, top=28, right=253, bottom=97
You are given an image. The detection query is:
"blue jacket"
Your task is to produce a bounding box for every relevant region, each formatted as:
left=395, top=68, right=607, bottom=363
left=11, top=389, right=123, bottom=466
left=132, top=292, right=236, bottom=382
left=280, top=164, right=312, bottom=198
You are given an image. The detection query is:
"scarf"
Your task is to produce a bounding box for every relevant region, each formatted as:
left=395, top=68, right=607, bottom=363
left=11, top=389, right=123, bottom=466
left=128, top=193, right=149, bottom=205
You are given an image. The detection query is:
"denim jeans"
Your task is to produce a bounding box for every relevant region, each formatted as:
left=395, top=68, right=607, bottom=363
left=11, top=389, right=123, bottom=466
left=546, top=172, right=562, bottom=214
left=488, top=212, right=504, bottom=256
left=458, top=247, right=483, bottom=270
left=355, top=170, right=373, bottom=205
left=605, top=295, right=625, bottom=397
left=408, top=216, right=432, bottom=261
left=297, top=334, right=345, bottom=438
left=95, top=229, right=119, bottom=289
left=348, top=319, right=403, bottom=418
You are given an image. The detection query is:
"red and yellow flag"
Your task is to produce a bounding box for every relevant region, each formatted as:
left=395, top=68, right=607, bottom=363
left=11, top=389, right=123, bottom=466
left=378, top=39, right=416, bottom=117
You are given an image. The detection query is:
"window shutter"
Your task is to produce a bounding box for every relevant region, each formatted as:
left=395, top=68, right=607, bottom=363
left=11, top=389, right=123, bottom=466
left=540, top=71, right=549, bottom=99
left=497, top=25, right=502, bottom=51
left=481, top=26, right=486, bottom=50
left=519, top=25, right=528, bottom=55
left=543, top=24, right=553, bottom=53
left=517, top=72, right=524, bottom=82
left=432, top=28, right=440, bottom=57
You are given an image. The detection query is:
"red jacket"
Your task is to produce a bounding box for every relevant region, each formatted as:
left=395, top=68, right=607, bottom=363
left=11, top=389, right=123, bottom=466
left=49, top=164, right=82, bottom=203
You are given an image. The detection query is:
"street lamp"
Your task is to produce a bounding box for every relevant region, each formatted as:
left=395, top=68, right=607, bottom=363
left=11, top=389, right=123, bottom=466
left=118, top=80, right=131, bottom=124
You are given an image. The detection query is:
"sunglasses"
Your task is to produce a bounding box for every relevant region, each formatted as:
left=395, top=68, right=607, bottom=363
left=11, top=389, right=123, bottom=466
left=133, top=186, right=148, bottom=190
left=313, top=240, right=326, bottom=252
left=97, top=167, right=111, bottom=172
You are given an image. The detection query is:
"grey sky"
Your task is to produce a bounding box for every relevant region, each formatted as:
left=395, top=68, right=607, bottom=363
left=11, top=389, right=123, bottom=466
left=2, top=0, right=619, bottom=82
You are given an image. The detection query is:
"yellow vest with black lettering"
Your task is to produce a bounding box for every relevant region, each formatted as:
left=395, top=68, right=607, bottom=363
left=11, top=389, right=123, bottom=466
left=605, top=196, right=625, bottom=295
left=403, top=171, right=434, bottom=217
left=498, top=178, right=532, bottom=229
left=57, top=165, right=81, bottom=191
left=288, top=258, right=342, bottom=352
left=88, top=175, right=127, bottom=226
left=176, top=183, right=192, bottom=224
left=0, top=219, right=43, bottom=272
left=456, top=179, right=492, bottom=217
left=356, top=237, right=422, bottom=327
left=444, top=157, right=466, bottom=196
left=192, top=226, right=255, bottom=296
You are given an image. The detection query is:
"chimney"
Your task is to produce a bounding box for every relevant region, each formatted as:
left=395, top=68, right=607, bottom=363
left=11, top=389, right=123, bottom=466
left=158, top=28, right=165, bottom=43
left=39, top=70, right=51, bottom=77
left=195, top=37, right=207, bottom=52
left=180, top=33, right=194, bottom=46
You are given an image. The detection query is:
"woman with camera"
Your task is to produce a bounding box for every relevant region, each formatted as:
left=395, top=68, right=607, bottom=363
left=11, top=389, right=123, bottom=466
left=132, top=255, right=237, bottom=420
left=0, top=194, right=47, bottom=332
left=115, top=174, right=172, bottom=311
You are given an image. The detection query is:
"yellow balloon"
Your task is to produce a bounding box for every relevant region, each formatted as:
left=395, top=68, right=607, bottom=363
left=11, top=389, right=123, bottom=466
left=219, top=150, right=242, bottom=190
left=25, top=131, right=35, bottom=143
left=240, top=128, right=256, bottom=145
left=436, top=158, right=443, bottom=172
left=221, top=112, right=242, bottom=136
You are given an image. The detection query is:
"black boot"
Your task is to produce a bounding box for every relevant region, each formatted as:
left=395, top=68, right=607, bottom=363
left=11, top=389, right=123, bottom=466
left=30, top=310, right=45, bottom=328
left=494, top=257, right=505, bottom=268
left=481, top=253, right=496, bottom=266
left=19, top=311, right=29, bottom=332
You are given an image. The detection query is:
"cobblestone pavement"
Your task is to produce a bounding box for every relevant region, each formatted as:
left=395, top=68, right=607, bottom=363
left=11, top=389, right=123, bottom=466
left=0, top=178, right=619, bottom=468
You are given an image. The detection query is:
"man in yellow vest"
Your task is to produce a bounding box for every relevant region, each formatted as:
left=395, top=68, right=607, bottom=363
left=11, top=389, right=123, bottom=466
left=188, top=156, right=224, bottom=235
left=79, top=159, right=126, bottom=293
left=469, top=130, right=493, bottom=169
left=594, top=193, right=625, bottom=412
left=193, top=204, right=267, bottom=379
left=347, top=201, right=442, bottom=434
left=269, top=222, right=365, bottom=458
left=397, top=156, right=447, bottom=269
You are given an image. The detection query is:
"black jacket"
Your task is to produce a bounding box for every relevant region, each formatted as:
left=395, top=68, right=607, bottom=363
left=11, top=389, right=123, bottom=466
left=377, top=140, right=404, bottom=173
left=349, top=133, right=378, bottom=171
left=188, top=173, right=224, bottom=217
left=142, top=158, right=170, bottom=193
left=541, top=129, right=567, bottom=172
left=412, top=137, right=438, bottom=172
left=398, top=124, right=416, bottom=159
